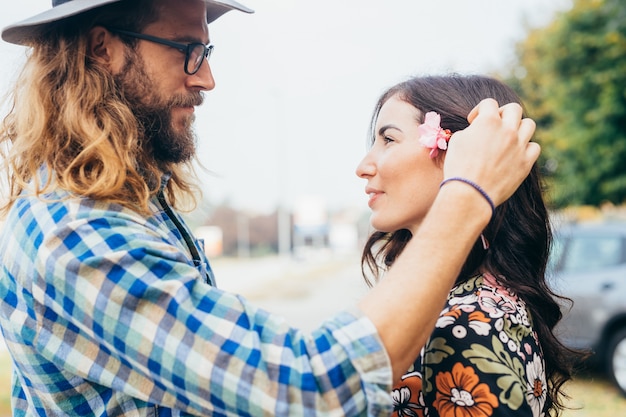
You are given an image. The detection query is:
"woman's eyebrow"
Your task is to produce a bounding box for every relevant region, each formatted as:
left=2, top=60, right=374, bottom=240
left=378, top=124, right=401, bottom=136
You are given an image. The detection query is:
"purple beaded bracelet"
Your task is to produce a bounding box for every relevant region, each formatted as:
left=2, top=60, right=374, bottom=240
left=440, top=177, right=495, bottom=218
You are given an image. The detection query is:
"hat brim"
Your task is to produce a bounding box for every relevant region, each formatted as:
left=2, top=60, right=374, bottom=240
left=2, top=0, right=253, bottom=46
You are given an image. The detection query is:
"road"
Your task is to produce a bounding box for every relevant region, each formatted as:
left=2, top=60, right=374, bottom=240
left=211, top=250, right=370, bottom=332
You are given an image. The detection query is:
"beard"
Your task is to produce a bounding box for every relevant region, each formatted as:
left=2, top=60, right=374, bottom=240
left=113, top=50, right=204, bottom=164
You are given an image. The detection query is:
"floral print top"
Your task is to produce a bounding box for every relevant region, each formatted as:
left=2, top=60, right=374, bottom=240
left=391, top=273, right=548, bottom=417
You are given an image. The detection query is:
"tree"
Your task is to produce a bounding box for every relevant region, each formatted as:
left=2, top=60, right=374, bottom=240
left=507, top=0, right=626, bottom=208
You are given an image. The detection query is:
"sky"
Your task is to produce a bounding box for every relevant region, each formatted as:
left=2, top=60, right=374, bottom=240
left=0, top=0, right=572, bottom=215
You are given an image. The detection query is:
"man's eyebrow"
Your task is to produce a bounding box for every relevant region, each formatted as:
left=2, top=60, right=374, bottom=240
left=170, top=34, right=210, bottom=44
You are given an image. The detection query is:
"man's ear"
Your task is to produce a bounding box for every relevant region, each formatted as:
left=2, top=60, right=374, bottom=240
left=87, top=26, right=125, bottom=73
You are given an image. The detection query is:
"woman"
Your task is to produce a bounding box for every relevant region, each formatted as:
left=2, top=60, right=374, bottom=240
left=356, top=74, right=580, bottom=417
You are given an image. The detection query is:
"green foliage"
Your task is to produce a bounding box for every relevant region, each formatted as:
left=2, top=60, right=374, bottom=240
left=506, top=0, right=626, bottom=208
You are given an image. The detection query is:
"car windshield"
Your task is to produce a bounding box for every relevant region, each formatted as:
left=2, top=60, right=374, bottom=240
left=550, top=228, right=624, bottom=274
left=547, top=233, right=565, bottom=275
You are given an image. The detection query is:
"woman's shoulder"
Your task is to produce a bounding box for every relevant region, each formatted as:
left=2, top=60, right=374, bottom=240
left=419, top=274, right=547, bottom=417
left=447, top=273, right=529, bottom=318
left=435, top=273, right=535, bottom=343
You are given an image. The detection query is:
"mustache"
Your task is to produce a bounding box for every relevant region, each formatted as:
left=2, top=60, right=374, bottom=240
left=168, top=92, right=204, bottom=108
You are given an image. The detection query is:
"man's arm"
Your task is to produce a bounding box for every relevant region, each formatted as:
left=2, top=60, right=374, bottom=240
left=358, top=99, right=539, bottom=381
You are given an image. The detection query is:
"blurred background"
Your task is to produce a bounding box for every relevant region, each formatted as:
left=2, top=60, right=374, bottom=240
left=2, top=0, right=626, bottom=415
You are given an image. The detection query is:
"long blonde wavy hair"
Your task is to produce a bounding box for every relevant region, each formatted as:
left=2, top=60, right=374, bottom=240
left=0, top=0, right=200, bottom=216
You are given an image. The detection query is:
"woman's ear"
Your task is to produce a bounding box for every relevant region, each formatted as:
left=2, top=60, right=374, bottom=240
left=87, top=26, right=125, bottom=73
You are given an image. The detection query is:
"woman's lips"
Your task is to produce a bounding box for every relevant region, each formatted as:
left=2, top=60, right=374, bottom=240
left=366, top=189, right=382, bottom=208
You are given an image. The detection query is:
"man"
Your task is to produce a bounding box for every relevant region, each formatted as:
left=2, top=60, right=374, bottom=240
left=0, top=0, right=539, bottom=415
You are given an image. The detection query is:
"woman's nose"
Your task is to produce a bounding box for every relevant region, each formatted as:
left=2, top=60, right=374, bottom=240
left=356, top=153, right=375, bottom=178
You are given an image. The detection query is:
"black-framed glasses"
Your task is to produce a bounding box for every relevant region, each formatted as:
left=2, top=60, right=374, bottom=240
left=108, top=28, right=214, bottom=75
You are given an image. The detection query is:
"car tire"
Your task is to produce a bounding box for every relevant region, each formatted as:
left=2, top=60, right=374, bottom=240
left=607, top=328, right=626, bottom=397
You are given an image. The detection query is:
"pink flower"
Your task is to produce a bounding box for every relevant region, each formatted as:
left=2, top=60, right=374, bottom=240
left=417, top=111, right=452, bottom=158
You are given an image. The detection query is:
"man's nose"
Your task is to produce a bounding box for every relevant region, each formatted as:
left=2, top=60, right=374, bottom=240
left=187, top=59, right=215, bottom=91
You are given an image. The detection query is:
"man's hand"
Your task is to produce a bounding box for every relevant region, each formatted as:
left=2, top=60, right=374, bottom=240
left=444, top=98, right=540, bottom=207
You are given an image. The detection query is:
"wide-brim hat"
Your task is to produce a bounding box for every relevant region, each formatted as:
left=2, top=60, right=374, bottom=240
left=2, top=0, right=254, bottom=46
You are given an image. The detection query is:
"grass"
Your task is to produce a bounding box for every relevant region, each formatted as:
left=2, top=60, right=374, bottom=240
left=562, top=370, right=626, bottom=416
left=0, top=349, right=11, bottom=417
left=1, top=349, right=625, bottom=416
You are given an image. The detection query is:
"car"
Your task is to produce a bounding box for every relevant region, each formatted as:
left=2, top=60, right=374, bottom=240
left=549, top=221, right=626, bottom=397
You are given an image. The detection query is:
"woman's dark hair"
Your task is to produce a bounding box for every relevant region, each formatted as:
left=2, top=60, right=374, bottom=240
left=360, top=74, right=584, bottom=416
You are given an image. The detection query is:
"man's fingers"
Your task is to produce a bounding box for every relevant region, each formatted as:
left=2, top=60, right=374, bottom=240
left=518, top=118, right=536, bottom=144
left=526, top=142, right=541, bottom=165
left=444, top=98, right=542, bottom=208
left=498, top=102, right=524, bottom=129
left=467, top=98, right=499, bottom=123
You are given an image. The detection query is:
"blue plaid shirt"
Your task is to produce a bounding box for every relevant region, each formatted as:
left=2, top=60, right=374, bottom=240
left=0, top=182, right=393, bottom=416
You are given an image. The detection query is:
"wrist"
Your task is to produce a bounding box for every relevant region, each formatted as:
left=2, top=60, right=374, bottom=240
left=433, top=180, right=493, bottom=230
left=439, top=177, right=495, bottom=220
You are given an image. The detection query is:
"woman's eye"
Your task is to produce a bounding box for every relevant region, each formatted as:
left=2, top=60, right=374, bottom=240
left=383, top=136, right=394, bottom=144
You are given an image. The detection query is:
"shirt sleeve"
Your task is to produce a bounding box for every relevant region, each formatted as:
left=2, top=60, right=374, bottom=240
left=26, top=206, right=394, bottom=416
